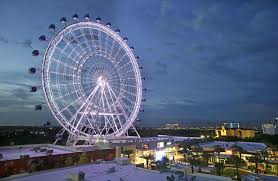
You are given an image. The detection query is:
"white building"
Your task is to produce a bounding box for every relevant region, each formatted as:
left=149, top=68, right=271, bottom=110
left=262, top=120, right=278, bottom=135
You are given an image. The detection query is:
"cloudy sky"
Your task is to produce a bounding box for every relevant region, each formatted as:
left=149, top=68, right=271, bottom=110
left=0, top=0, right=278, bottom=126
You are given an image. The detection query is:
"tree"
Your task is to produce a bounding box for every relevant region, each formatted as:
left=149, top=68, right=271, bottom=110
left=187, top=151, right=198, bottom=174
left=260, top=150, right=269, bottom=174
left=195, top=158, right=207, bottom=173
left=231, top=144, right=245, bottom=160
left=122, top=150, right=134, bottom=158
left=78, top=153, right=89, bottom=164
left=248, top=152, right=262, bottom=175
left=140, top=154, right=154, bottom=169
left=65, top=156, right=73, bottom=166
left=214, top=145, right=224, bottom=163
left=202, top=151, right=212, bottom=165
left=226, top=155, right=246, bottom=180
left=214, top=162, right=224, bottom=176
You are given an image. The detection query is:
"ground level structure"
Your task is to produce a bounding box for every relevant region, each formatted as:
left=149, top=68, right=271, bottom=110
left=3, top=162, right=233, bottom=181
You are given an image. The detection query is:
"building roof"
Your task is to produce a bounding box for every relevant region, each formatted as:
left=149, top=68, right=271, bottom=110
left=0, top=144, right=76, bottom=161
left=6, top=162, right=177, bottom=181
left=199, top=141, right=267, bottom=153
left=6, top=162, right=236, bottom=181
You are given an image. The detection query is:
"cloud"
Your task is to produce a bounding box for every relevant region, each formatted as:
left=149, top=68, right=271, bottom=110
left=164, top=41, right=176, bottom=47
left=0, top=35, right=8, bottom=44
left=16, top=39, right=33, bottom=48
left=155, top=61, right=168, bottom=75
left=160, top=0, right=173, bottom=17
left=13, top=87, right=31, bottom=100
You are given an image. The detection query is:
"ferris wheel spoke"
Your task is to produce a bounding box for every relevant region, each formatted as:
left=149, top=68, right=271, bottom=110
left=114, top=53, right=128, bottom=69
left=52, top=58, right=76, bottom=70
left=79, top=28, right=92, bottom=49
left=50, top=71, right=76, bottom=77
left=68, top=31, right=91, bottom=56
left=109, top=77, right=136, bottom=83
left=54, top=85, right=84, bottom=101
left=115, top=60, right=131, bottom=72
left=104, top=32, right=109, bottom=55
left=113, top=46, right=123, bottom=61
left=111, top=82, right=137, bottom=88
left=54, top=46, right=78, bottom=64
left=120, top=87, right=137, bottom=97
left=51, top=82, right=74, bottom=87
left=109, top=69, right=134, bottom=80
left=59, top=95, right=84, bottom=113
left=120, top=95, right=135, bottom=107
left=54, top=56, right=70, bottom=112
left=83, top=82, right=98, bottom=89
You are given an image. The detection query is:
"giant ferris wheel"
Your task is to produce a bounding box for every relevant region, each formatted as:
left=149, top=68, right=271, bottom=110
left=30, top=14, right=145, bottom=146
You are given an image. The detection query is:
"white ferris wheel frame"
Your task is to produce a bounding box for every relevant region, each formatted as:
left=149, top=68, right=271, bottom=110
left=41, top=21, right=142, bottom=139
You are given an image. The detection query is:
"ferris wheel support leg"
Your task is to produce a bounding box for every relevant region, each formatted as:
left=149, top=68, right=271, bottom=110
left=54, top=128, right=66, bottom=145
left=131, top=124, right=140, bottom=138
left=66, top=134, right=80, bottom=146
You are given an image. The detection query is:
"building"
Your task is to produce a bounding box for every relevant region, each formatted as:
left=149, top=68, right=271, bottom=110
left=4, top=161, right=238, bottom=181
left=215, top=125, right=255, bottom=139
left=223, top=122, right=240, bottom=129
left=193, top=141, right=267, bottom=164
left=0, top=144, right=115, bottom=177
left=164, top=123, right=182, bottom=129
left=262, top=120, right=278, bottom=135
left=107, top=136, right=181, bottom=168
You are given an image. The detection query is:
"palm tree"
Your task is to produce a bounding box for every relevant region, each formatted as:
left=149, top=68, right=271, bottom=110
left=248, top=152, right=261, bottom=175
left=140, top=154, right=154, bottom=169
left=231, top=144, right=245, bottom=160
left=214, top=162, right=224, bottom=176
left=214, top=145, right=223, bottom=163
left=260, top=150, right=268, bottom=174
left=122, top=150, right=134, bottom=158
left=187, top=151, right=198, bottom=173
left=226, top=155, right=246, bottom=180
left=202, top=151, right=212, bottom=165
left=195, top=158, right=207, bottom=173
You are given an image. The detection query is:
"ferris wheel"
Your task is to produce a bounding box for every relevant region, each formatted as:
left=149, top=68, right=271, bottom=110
left=30, top=14, right=146, bottom=145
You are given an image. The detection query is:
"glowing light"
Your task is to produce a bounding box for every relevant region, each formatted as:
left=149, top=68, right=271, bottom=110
left=157, top=142, right=164, bottom=148
left=155, top=150, right=166, bottom=161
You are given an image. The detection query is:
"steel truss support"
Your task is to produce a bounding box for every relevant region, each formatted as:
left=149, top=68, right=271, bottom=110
left=53, top=123, right=140, bottom=147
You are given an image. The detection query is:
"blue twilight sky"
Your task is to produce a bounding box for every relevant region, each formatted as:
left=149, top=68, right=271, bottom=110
left=0, top=0, right=278, bottom=126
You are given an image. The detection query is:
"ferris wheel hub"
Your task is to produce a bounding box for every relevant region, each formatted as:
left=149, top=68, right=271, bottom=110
left=97, top=76, right=107, bottom=88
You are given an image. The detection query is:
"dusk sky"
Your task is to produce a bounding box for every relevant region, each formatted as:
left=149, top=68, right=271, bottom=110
left=0, top=0, right=278, bottom=126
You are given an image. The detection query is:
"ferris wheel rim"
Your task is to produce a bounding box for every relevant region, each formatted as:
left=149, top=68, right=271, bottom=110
left=41, top=21, right=142, bottom=138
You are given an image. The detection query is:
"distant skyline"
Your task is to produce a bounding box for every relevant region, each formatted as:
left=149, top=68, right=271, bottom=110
left=0, top=0, right=278, bottom=126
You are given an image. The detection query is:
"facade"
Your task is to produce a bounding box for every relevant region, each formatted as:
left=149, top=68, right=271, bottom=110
left=215, top=126, right=255, bottom=138
left=164, top=124, right=182, bottom=129
left=109, top=136, right=181, bottom=169
left=223, top=122, right=240, bottom=129
left=262, top=120, right=278, bottom=135
left=0, top=144, right=115, bottom=177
